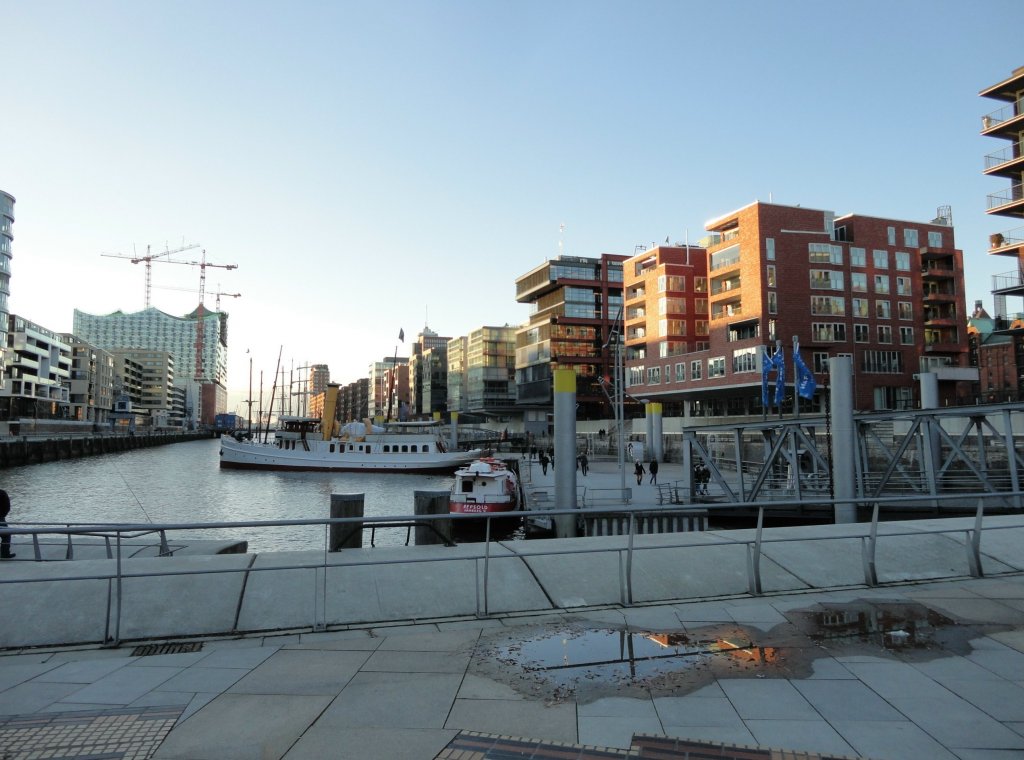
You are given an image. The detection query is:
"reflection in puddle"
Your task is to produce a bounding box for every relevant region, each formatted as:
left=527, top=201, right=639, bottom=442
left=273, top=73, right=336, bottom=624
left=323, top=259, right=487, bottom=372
left=472, top=599, right=1002, bottom=703
left=798, top=601, right=963, bottom=653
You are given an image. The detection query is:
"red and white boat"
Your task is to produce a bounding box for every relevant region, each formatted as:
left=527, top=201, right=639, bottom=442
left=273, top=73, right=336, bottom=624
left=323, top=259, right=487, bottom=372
left=450, top=458, right=520, bottom=514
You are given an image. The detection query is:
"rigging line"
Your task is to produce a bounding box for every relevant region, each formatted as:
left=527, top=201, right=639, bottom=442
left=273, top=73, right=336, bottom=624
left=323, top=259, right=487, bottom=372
left=113, top=463, right=154, bottom=524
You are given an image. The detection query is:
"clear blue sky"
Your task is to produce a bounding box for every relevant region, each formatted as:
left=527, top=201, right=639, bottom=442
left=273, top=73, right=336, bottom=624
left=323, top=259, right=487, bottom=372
left=3, top=1, right=1023, bottom=414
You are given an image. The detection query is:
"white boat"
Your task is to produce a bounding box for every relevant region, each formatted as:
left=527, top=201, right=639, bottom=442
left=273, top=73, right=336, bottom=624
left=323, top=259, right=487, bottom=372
left=219, top=386, right=482, bottom=472
left=450, top=457, right=520, bottom=514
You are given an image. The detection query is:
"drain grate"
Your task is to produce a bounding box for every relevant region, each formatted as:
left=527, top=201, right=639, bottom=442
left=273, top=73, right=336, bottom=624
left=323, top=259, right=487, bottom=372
left=131, top=642, right=203, bottom=656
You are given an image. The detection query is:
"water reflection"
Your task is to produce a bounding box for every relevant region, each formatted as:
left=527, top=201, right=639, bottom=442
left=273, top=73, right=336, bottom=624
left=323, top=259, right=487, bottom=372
left=3, top=438, right=453, bottom=552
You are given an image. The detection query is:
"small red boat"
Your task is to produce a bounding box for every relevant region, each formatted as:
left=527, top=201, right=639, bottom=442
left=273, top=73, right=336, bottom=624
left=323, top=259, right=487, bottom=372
left=450, top=457, right=520, bottom=514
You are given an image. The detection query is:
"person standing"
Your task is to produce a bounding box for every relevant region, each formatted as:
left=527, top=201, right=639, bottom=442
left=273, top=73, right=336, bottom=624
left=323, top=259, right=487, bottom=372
left=539, top=452, right=549, bottom=476
left=580, top=453, right=589, bottom=476
left=649, top=459, right=659, bottom=485
left=634, top=460, right=645, bottom=485
left=0, top=489, right=14, bottom=560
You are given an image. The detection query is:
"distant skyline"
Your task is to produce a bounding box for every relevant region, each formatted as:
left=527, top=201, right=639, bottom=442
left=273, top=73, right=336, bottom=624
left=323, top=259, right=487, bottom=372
left=3, top=1, right=1023, bottom=415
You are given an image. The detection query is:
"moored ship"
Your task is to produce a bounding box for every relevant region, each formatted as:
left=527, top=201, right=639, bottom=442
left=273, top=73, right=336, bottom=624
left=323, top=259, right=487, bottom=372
left=449, top=457, right=520, bottom=514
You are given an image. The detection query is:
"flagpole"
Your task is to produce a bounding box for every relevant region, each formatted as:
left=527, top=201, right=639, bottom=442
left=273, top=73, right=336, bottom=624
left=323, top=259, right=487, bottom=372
left=776, top=339, right=783, bottom=420
left=793, top=335, right=800, bottom=419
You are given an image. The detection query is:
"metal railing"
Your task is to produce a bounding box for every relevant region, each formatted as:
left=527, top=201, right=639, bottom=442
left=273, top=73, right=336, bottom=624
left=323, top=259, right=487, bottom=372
left=2, top=488, right=1022, bottom=647
left=984, top=143, right=1024, bottom=171
left=987, top=184, right=1024, bottom=211
left=982, top=100, right=1024, bottom=130
left=993, top=269, right=1024, bottom=291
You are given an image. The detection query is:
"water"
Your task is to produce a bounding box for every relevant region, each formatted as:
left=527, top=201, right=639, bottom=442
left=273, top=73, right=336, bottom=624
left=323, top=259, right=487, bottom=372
left=0, top=438, right=454, bottom=552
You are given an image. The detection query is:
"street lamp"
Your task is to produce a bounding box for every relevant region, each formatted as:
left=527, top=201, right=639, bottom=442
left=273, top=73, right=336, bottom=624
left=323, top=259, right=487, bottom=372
left=602, top=306, right=627, bottom=496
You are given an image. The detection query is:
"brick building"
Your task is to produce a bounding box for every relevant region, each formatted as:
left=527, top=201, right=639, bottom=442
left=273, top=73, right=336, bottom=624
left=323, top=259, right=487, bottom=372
left=625, top=201, right=972, bottom=414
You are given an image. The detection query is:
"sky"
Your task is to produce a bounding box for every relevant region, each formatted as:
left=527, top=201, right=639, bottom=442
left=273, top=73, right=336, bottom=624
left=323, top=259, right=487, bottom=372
left=3, top=0, right=1024, bottom=415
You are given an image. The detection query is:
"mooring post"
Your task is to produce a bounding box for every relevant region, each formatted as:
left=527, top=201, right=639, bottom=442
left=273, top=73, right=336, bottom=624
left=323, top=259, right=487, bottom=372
left=651, top=402, right=664, bottom=463
left=829, top=356, right=856, bottom=523
left=414, top=490, right=452, bottom=546
left=329, top=493, right=364, bottom=551
left=553, top=368, right=578, bottom=538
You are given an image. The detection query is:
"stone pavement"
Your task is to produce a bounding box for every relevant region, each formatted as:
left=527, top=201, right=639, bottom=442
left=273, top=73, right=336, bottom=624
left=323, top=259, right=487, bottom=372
left=3, top=572, right=1024, bottom=759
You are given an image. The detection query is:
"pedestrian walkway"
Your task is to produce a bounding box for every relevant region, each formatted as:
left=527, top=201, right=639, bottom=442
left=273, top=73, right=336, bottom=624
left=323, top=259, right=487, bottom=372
left=3, top=572, right=1024, bottom=759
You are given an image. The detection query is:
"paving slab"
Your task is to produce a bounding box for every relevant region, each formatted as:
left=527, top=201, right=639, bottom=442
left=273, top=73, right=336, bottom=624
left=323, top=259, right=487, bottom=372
left=30, top=656, right=132, bottom=683
left=887, top=694, right=1024, bottom=749
left=744, top=718, right=859, bottom=757
left=578, top=714, right=664, bottom=749
left=316, top=671, right=462, bottom=728
left=444, top=697, right=578, bottom=743
left=58, top=664, right=182, bottom=705
left=227, top=649, right=369, bottom=695
left=153, top=666, right=250, bottom=693
left=791, top=679, right=906, bottom=722
left=0, top=660, right=61, bottom=691
left=717, top=678, right=820, bottom=720
left=653, top=695, right=744, bottom=727
left=152, top=693, right=331, bottom=760
left=375, top=628, right=480, bottom=651
left=284, top=726, right=457, bottom=760
left=0, top=680, right=88, bottom=713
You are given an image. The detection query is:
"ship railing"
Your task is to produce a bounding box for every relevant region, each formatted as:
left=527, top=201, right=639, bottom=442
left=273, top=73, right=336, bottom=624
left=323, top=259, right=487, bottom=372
left=0, top=488, right=1020, bottom=647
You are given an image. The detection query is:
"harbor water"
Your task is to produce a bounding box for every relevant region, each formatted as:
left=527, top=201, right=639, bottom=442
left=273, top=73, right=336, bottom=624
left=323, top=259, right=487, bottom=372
left=1, top=437, right=455, bottom=552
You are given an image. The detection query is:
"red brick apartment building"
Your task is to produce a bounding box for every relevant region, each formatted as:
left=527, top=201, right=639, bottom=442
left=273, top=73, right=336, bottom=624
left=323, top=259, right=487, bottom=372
left=980, top=65, right=1024, bottom=399
left=624, top=201, right=972, bottom=415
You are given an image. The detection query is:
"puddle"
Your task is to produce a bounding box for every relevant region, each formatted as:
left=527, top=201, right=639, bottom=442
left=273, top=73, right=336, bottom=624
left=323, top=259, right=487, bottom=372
left=472, top=599, right=1006, bottom=703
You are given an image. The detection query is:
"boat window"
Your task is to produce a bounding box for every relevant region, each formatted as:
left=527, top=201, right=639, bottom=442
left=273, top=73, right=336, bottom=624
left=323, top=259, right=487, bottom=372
left=383, top=445, right=390, bottom=452
left=461, top=481, right=474, bottom=493
left=401, top=445, right=408, bottom=453
left=329, top=444, right=335, bottom=453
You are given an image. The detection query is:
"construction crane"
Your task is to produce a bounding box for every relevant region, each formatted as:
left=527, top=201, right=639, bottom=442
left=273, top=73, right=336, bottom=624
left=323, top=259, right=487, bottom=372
left=155, top=250, right=238, bottom=384
left=100, top=242, right=200, bottom=308
left=151, top=284, right=241, bottom=312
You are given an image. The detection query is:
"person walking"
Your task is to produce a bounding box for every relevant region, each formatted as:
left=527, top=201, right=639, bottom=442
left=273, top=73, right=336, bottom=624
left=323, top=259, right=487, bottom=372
left=579, top=453, right=589, bottom=476
left=0, top=489, right=14, bottom=560
left=634, top=460, right=645, bottom=485
left=649, top=459, right=659, bottom=485
left=548, top=447, right=554, bottom=471
left=539, top=452, right=549, bottom=476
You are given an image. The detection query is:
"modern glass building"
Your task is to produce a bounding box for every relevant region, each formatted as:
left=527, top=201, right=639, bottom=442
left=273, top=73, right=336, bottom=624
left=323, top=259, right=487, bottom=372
left=0, top=190, right=13, bottom=383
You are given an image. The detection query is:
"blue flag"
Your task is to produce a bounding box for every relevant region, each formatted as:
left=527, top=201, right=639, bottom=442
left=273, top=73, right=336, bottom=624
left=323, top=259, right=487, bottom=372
left=793, top=349, right=817, bottom=400
left=773, top=347, right=785, bottom=407
left=761, top=347, right=772, bottom=408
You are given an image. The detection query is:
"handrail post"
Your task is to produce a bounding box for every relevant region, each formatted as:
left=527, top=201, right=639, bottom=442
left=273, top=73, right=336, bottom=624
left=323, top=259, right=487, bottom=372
left=862, top=501, right=880, bottom=586
left=109, top=531, right=124, bottom=647
left=624, top=510, right=636, bottom=606
left=481, top=516, right=492, bottom=618
left=158, top=529, right=170, bottom=557
left=65, top=526, right=74, bottom=560
left=747, top=506, right=764, bottom=595
left=967, top=497, right=985, bottom=578
left=32, top=530, right=42, bottom=561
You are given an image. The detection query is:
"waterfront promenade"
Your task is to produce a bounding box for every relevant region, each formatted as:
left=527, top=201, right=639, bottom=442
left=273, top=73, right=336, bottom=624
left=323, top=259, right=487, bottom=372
left=2, top=459, right=1024, bottom=758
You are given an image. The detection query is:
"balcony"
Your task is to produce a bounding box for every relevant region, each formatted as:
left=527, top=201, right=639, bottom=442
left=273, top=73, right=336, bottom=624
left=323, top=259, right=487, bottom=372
left=921, top=263, right=955, bottom=279
left=922, top=290, right=956, bottom=304
left=981, top=99, right=1024, bottom=137
left=993, top=269, right=1024, bottom=297
left=989, top=227, right=1024, bottom=257
left=987, top=183, right=1024, bottom=217
left=710, top=276, right=741, bottom=295
left=711, top=303, right=743, bottom=320
left=984, top=143, right=1024, bottom=178
left=924, top=341, right=966, bottom=354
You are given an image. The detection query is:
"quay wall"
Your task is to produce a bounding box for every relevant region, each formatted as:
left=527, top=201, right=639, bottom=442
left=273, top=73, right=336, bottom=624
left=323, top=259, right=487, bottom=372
left=0, top=431, right=216, bottom=469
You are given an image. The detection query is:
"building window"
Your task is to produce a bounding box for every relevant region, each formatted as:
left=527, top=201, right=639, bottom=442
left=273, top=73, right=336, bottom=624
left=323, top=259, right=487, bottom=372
left=900, top=326, right=914, bottom=344
left=862, top=350, right=903, bottom=373
left=708, top=356, right=726, bottom=378
left=852, top=272, right=867, bottom=292
left=887, top=226, right=896, bottom=245
left=812, top=352, right=830, bottom=373
left=695, top=320, right=708, bottom=336
left=927, top=230, right=942, bottom=248
left=766, top=265, right=776, bottom=287
left=675, top=362, right=685, bottom=382
left=647, top=366, right=661, bottom=385
left=874, top=275, right=890, bottom=294
left=765, top=238, right=775, bottom=260
left=903, top=228, right=919, bottom=247
left=895, top=251, right=911, bottom=271
left=851, top=247, right=866, bottom=267
left=694, top=277, right=707, bottom=293
left=812, top=322, right=847, bottom=342
left=690, top=360, right=702, bottom=381
left=810, top=270, right=844, bottom=290
left=896, top=276, right=911, bottom=296
left=768, top=291, right=777, bottom=314
left=875, top=300, right=891, bottom=319
left=898, top=301, right=913, bottom=320
left=810, top=296, right=845, bottom=315
left=809, top=243, right=843, bottom=264
left=695, top=298, right=707, bottom=313
left=852, top=298, right=868, bottom=317
left=872, top=249, right=888, bottom=269
left=877, top=325, right=892, bottom=343
left=732, top=347, right=757, bottom=373
left=854, top=324, right=869, bottom=343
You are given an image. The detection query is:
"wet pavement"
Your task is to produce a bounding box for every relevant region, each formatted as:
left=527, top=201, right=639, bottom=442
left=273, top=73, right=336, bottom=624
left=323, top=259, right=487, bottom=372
left=3, top=574, right=1024, bottom=759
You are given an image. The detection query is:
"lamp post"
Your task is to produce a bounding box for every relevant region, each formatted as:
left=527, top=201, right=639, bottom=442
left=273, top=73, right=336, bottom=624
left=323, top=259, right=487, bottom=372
left=603, top=306, right=627, bottom=496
